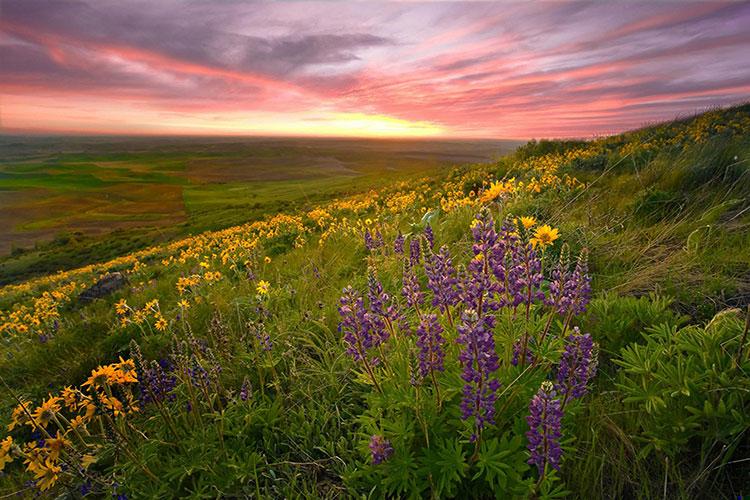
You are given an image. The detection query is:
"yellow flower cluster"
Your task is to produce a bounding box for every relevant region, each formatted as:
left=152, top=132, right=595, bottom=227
left=115, top=298, right=168, bottom=332
left=0, top=282, right=79, bottom=339
left=1, top=359, right=138, bottom=491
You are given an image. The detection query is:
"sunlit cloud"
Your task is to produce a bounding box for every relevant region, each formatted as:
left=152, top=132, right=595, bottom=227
left=1, top=0, right=748, bottom=138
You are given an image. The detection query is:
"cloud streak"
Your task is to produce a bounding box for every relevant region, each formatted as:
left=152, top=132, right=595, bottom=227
left=1, top=0, right=748, bottom=138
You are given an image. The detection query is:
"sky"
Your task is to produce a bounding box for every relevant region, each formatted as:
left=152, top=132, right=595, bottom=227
left=1, top=1, right=749, bottom=139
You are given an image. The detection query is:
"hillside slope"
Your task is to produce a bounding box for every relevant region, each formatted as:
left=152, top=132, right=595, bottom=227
left=0, top=105, right=749, bottom=498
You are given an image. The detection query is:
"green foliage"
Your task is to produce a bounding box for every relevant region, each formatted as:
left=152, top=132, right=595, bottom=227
left=584, top=293, right=683, bottom=355
left=615, top=310, right=750, bottom=459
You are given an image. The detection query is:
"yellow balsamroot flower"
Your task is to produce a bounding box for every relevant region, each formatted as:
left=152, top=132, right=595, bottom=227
left=530, top=225, right=560, bottom=249
left=83, top=359, right=137, bottom=389
left=44, top=431, right=70, bottom=461
left=520, top=216, right=537, bottom=229
left=256, top=280, right=270, bottom=296
left=264, top=256, right=272, bottom=264
left=33, top=458, right=62, bottom=491
left=115, top=299, right=128, bottom=315
left=7, top=400, right=32, bottom=431
left=154, top=314, right=168, bottom=331
left=177, top=299, right=190, bottom=309
left=0, top=436, right=13, bottom=471
left=32, top=396, right=62, bottom=427
left=61, top=386, right=78, bottom=410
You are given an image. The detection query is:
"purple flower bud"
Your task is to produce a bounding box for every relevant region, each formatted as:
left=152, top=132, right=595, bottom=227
left=515, top=242, right=545, bottom=307
left=409, top=237, right=421, bottom=267
left=456, top=309, right=501, bottom=432
left=255, top=324, right=273, bottom=352
left=369, top=435, right=394, bottom=465
left=394, top=232, right=405, bottom=254
left=367, top=270, right=400, bottom=342
left=459, top=211, right=502, bottom=314
left=402, top=262, right=424, bottom=310
left=239, top=378, right=251, bottom=401
left=416, top=314, right=446, bottom=378
left=424, top=224, right=435, bottom=249
left=424, top=245, right=459, bottom=313
left=375, top=229, right=385, bottom=249
left=364, top=229, right=374, bottom=252
left=139, top=359, right=177, bottom=405
left=556, top=329, right=597, bottom=401
left=526, top=381, right=563, bottom=475
left=338, top=286, right=376, bottom=361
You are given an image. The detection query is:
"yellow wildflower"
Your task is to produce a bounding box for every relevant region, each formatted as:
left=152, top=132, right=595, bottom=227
left=520, top=216, right=537, bottom=229
left=44, top=431, right=70, bottom=460
left=115, top=299, right=128, bottom=315
left=530, top=225, right=560, bottom=248
left=256, top=280, right=270, bottom=296
left=32, top=396, right=62, bottom=427
left=0, top=436, right=13, bottom=471
left=154, top=314, right=168, bottom=331
left=33, top=458, right=61, bottom=491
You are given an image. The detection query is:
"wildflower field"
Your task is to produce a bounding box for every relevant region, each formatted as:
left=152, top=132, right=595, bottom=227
left=1, top=105, right=749, bottom=498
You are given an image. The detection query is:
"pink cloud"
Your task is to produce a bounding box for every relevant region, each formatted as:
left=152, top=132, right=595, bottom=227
left=1, top=1, right=748, bottom=138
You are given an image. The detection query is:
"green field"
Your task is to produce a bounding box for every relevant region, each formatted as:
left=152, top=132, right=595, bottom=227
left=0, top=136, right=519, bottom=284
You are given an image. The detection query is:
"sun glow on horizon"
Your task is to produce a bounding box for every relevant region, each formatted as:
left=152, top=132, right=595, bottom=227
left=1, top=93, right=446, bottom=138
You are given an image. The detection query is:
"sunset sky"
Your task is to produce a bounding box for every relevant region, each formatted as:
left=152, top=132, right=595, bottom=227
left=1, top=1, right=749, bottom=139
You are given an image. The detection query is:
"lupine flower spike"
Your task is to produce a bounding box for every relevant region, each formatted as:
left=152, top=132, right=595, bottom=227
left=456, top=308, right=500, bottom=443
left=526, top=381, right=563, bottom=477
left=556, top=329, right=597, bottom=409
left=416, top=313, right=446, bottom=407
left=369, top=435, right=394, bottom=465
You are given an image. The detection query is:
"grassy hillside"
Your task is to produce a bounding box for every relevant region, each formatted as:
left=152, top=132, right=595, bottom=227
left=0, top=105, right=749, bottom=498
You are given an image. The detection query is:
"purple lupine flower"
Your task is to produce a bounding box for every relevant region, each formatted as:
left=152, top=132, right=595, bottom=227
left=526, top=381, right=563, bottom=475
left=511, top=337, right=535, bottom=367
left=255, top=324, right=273, bottom=351
left=409, top=237, right=421, bottom=267
left=364, top=229, right=374, bottom=251
left=424, top=224, right=435, bottom=249
left=369, top=435, right=394, bottom=465
left=187, top=356, right=210, bottom=388
left=556, top=329, right=597, bottom=401
left=394, top=232, right=405, bottom=254
left=139, top=359, right=177, bottom=405
left=80, top=481, right=92, bottom=496
left=424, top=245, right=459, bottom=313
left=339, top=286, right=376, bottom=361
left=456, top=309, right=501, bottom=438
left=515, top=241, right=546, bottom=307
left=416, top=313, right=446, bottom=378
left=367, top=270, right=400, bottom=342
left=239, top=378, right=251, bottom=401
left=375, top=229, right=385, bottom=250
left=402, top=262, right=424, bottom=309
left=460, top=211, right=501, bottom=314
